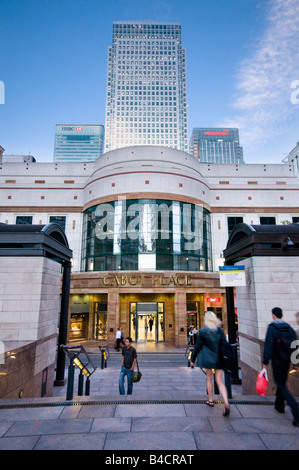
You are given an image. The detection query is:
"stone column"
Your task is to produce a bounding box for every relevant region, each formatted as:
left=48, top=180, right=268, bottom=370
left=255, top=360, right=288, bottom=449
left=174, top=291, right=187, bottom=347
left=236, top=256, right=299, bottom=395
left=107, top=291, right=120, bottom=346
left=55, top=260, right=72, bottom=386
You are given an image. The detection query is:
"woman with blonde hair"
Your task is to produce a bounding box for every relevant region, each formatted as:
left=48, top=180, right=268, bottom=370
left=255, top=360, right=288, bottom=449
left=191, top=311, right=230, bottom=416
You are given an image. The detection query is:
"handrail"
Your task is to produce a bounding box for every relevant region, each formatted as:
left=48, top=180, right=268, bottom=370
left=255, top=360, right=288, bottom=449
left=60, top=344, right=97, bottom=400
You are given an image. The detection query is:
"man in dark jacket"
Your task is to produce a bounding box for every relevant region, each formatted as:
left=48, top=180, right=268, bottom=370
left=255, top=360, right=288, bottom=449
left=263, top=307, right=299, bottom=426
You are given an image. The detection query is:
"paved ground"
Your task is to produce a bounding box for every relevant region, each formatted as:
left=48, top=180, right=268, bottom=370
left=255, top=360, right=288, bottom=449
left=0, top=360, right=299, bottom=450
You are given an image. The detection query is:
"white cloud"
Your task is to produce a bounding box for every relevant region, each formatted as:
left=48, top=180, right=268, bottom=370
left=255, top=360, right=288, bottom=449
left=226, top=0, right=299, bottom=155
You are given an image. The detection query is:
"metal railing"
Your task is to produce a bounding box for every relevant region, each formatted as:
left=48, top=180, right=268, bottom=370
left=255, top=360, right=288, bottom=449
left=60, top=344, right=97, bottom=400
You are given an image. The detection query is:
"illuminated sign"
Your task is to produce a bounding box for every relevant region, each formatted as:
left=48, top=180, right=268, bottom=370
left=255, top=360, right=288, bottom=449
left=61, top=126, right=83, bottom=132
left=206, top=297, right=221, bottom=303
left=204, top=130, right=230, bottom=136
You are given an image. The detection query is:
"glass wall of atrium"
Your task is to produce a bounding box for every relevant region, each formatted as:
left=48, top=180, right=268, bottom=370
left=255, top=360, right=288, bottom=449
left=81, top=199, right=212, bottom=272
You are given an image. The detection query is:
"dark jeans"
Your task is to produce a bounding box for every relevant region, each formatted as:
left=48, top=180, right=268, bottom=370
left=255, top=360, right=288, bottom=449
left=119, top=366, right=133, bottom=395
left=272, top=361, right=299, bottom=421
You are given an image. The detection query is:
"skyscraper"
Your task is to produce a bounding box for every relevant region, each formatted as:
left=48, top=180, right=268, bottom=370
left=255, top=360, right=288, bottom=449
left=189, top=128, right=244, bottom=164
left=54, top=124, right=104, bottom=163
left=105, top=21, right=188, bottom=153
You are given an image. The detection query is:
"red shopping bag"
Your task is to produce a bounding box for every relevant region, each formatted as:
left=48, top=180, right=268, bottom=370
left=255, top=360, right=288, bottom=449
left=256, top=368, right=268, bottom=396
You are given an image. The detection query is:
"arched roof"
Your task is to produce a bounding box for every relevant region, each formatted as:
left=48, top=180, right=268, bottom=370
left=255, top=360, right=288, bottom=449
left=0, top=222, right=72, bottom=263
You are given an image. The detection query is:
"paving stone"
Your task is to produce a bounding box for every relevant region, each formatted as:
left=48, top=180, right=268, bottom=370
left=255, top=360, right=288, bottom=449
left=0, top=422, right=13, bottom=437
left=0, top=406, right=65, bottom=422
left=131, top=416, right=212, bottom=432
left=91, top=417, right=131, bottom=433
left=0, top=436, right=40, bottom=450
left=77, top=404, right=116, bottom=419
left=193, top=431, right=267, bottom=450
left=104, top=431, right=197, bottom=450
left=34, top=432, right=107, bottom=450
left=114, top=404, right=186, bottom=418
left=4, top=418, right=93, bottom=437
left=230, top=417, right=299, bottom=434
left=184, top=403, right=242, bottom=418
left=259, top=433, right=299, bottom=450
left=236, top=404, right=293, bottom=419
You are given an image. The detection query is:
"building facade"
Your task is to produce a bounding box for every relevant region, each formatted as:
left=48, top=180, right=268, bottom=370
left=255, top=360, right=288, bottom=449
left=189, top=128, right=244, bottom=164
left=104, top=21, right=188, bottom=153
left=0, top=146, right=298, bottom=348
left=54, top=124, right=104, bottom=163
left=283, top=140, right=299, bottom=180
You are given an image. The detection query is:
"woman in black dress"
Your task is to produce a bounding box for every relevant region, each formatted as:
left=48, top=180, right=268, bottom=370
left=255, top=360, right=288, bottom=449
left=191, top=311, right=230, bottom=416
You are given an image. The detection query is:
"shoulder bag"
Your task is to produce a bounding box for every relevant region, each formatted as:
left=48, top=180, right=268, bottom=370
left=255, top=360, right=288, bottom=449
left=130, top=348, right=142, bottom=383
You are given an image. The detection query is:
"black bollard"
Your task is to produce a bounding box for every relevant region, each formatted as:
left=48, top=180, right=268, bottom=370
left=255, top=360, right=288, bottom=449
left=66, top=358, right=75, bottom=401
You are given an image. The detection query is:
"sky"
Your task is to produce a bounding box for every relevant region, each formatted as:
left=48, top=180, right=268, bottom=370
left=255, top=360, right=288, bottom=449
left=0, top=0, right=298, bottom=164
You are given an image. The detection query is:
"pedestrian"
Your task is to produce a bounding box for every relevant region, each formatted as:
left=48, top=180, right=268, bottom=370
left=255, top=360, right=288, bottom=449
left=120, top=328, right=125, bottom=346
left=115, top=328, right=122, bottom=351
left=192, top=326, right=198, bottom=344
left=188, top=328, right=194, bottom=345
left=191, top=311, right=230, bottom=416
left=262, top=307, right=299, bottom=427
left=119, top=337, right=137, bottom=395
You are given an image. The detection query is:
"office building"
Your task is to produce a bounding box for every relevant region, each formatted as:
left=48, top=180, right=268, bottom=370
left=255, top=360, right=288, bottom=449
left=54, top=124, right=104, bottom=162
left=1, top=145, right=298, bottom=348
left=283, top=140, right=299, bottom=180
left=0, top=146, right=4, bottom=161
left=189, top=128, right=244, bottom=164
left=1, top=154, right=36, bottom=163
left=104, top=21, right=188, bottom=153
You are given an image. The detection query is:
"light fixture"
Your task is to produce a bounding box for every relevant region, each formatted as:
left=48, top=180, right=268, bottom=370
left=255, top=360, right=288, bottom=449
left=282, top=237, right=295, bottom=249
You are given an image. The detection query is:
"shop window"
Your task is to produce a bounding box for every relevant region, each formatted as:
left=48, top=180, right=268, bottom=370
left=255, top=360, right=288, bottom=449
left=94, top=302, right=107, bottom=340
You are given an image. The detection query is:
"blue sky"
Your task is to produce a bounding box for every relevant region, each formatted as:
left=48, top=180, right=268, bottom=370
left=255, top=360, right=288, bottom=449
left=0, top=0, right=298, bottom=163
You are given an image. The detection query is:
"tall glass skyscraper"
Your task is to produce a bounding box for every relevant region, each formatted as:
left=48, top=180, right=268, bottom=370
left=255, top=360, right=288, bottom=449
left=105, top=21, right=188, bottom=153
left=189, top=128, right=244, bottom=164
left=54, top=124, right=104, bottom=162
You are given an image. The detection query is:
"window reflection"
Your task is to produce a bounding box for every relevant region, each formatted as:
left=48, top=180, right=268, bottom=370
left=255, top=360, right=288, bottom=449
left=81, top=199, right=212, bottom=272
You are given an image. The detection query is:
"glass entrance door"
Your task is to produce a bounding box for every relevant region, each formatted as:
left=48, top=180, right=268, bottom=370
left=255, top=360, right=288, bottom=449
left=137, top=314, right=157, bottom=342
left=130, top=302, right=165, bottom=343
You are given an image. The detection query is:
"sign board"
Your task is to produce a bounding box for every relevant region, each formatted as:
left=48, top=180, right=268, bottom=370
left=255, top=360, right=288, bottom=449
left=219, top=265, right=246, bottom=287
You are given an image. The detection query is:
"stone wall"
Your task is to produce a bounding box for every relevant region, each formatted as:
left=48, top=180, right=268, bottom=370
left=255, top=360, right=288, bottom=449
left=236, top=256, right=299, bottom=395
left=0, top=257, right=61, bottom=398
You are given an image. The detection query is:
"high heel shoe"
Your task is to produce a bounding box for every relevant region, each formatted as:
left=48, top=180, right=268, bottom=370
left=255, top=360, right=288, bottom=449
left=223, top=405, right=230, bottom=417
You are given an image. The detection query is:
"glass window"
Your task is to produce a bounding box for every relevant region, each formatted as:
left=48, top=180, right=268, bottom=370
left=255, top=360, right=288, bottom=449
left=292, top=217, right=299, bottom=224
left=49, top=216, right=66, bottom=231
left=260, top=217, right=276, bottom=225
left=16, top=216, right=32, bottom=225
left=227, top=216, right=243, bottom=237
left=81, top=200, right=212, bottom=272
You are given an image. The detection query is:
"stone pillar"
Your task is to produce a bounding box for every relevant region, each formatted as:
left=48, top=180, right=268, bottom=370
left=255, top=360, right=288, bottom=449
left=55, top=260, right=72, bottom=386
left=174, top=291, right=187, bottom=348
left=107, top=291, right=120, bottom=346
left=0, top=257, right=62, bottom=398
left=235, top=257, right=299, bottom=395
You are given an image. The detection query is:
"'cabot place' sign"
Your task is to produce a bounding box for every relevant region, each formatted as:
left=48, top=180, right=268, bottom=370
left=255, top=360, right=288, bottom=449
left=102, top=273, right=192, bottom=287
